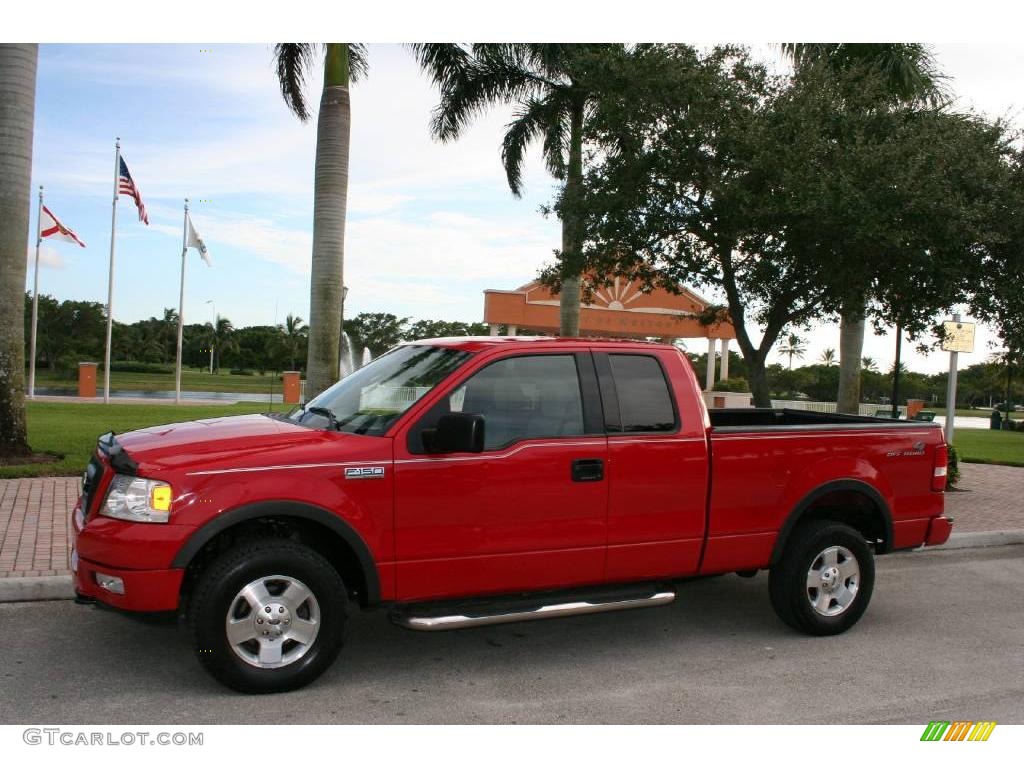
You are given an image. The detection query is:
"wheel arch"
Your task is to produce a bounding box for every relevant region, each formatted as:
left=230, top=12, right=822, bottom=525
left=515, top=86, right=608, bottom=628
left=172, top=501, right=381, bottom=607
left=770, top=479, right=894, bottom=565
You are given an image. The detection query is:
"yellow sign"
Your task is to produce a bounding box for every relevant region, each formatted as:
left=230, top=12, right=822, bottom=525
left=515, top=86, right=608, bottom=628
left=941, top=321, right=975, bottom=353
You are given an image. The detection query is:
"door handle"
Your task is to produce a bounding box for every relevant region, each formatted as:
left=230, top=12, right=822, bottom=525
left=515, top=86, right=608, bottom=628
left=571, top=458, right=604, bottom=482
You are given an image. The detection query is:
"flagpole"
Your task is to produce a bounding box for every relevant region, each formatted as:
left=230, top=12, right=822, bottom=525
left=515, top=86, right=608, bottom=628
left=175, top=199, right=188, bottom=404
left=103, top=138, right=121, bottom=404
left=28, top=185, right=43, bottom=400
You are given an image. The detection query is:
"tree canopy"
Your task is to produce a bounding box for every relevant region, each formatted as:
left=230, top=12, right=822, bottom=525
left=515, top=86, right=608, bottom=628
left=567, top=44, right=1015, bottom=406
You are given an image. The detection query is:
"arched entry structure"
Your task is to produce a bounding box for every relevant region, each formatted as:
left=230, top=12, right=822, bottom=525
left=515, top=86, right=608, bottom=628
left=483, top=277, right=737, bottom=391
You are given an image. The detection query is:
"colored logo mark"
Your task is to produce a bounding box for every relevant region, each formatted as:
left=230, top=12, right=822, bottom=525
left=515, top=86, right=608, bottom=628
left=920, top=721, right=997, bottom=741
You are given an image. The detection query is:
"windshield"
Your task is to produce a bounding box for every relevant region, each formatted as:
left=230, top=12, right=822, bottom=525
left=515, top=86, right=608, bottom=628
left=288, top=345, right=471, bottom=435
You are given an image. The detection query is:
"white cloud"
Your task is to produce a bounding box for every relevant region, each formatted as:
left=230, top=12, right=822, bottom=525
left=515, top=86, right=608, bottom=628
left=26, top=243, right=66, bottom=270
left=201, top=212, right=313, bottom=273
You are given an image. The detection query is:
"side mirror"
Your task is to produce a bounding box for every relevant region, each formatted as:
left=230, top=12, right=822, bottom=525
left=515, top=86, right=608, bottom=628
left=423, top=413, right=485, bottom=454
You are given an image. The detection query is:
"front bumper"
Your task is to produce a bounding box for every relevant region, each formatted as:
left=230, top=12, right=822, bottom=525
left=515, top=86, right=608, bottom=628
left=72, top=498, right=187, bottom=612
left=73, top=555, right=184, bottom=612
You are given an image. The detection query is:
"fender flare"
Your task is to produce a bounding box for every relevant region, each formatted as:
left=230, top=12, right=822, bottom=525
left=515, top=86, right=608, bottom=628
left=171, top=500, right=381, bottom=605
left=770, top=479, right=894, bottom=564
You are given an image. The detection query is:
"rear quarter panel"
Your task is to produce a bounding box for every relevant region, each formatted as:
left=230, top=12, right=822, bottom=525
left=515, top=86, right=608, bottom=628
left=703, top=424, right=944, bottom=573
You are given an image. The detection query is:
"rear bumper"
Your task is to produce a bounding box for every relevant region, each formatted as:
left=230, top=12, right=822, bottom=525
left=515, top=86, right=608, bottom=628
left=923, top=515, right=954, bottom=547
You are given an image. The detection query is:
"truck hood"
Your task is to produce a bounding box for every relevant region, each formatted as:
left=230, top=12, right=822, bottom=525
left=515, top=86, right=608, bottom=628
left=115, top=413, right=346, bottom=474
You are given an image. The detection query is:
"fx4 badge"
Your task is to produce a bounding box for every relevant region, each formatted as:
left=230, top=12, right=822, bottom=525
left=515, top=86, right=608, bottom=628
left=345, top=466, right=385, bottom=479
left=886, top=441, right=926, bottom=458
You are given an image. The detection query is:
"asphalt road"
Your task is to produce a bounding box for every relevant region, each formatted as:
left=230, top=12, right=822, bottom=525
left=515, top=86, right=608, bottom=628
left=1, top=545, right=1021, bottom=724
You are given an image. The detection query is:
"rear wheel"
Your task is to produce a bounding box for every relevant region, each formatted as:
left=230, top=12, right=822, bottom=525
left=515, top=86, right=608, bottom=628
left=188, top=539, right=348, bottom=693
left=769, top=520, right=874, bottom=636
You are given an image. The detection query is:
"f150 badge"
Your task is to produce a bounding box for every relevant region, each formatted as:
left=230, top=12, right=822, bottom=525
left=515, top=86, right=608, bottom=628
left=345, top=466, right=385, bottom=479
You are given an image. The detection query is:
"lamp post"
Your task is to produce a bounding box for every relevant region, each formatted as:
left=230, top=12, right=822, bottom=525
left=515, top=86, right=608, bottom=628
left=205, top=300, right=216, bottom=374
left=890, top=322, right=903, bottom=420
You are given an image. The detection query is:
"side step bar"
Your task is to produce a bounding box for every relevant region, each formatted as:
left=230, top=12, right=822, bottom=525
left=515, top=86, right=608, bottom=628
left=391, top=586, right=676, bottom=631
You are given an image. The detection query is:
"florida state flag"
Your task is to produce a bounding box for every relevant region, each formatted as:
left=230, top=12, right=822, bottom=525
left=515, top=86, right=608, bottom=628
left=40, top=205, right=86, bottom=247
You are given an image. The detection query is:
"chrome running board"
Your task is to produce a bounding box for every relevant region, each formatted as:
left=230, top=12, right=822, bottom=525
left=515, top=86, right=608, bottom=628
left=391, top=587, right=676, bottom=631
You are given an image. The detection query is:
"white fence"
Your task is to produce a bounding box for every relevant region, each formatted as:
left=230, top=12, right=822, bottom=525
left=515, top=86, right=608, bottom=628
left=769, top=399, right=902, bottom=417
left=705, top=392, right=904, bottom=416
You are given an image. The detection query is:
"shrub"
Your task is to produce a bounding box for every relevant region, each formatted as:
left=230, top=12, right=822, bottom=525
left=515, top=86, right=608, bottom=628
left=109, top=361, right=174, bottom=374
left=946, top=444, right=961, bottom=489
left=229, top=368, right=255, bottom=376
left=715, top=377, right=750, bottom=393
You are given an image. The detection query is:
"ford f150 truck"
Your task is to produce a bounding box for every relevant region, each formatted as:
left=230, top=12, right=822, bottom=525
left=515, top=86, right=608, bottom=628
left=72, top=337, right=952, bottom=693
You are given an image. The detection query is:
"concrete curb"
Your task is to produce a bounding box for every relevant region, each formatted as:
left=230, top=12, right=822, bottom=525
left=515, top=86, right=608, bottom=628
left=933, top=529, right=1024, bottom=551
left=0, top=575, right=74, bottom=603
left=0, top=531, right=1021, bottom=604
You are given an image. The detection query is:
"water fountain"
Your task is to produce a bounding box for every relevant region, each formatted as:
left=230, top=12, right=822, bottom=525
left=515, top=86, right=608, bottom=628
left=339, top=331, right=357, bottom=379
left=361, top=347, right=373, bottom=367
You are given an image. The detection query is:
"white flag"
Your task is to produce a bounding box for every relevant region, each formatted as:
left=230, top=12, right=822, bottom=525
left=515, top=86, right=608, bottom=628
left=186, top=212, right=210, bottom=266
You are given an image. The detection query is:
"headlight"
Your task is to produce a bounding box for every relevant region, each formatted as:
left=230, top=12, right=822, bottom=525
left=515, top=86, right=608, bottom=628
left=101, top=474, right=172, bottom=523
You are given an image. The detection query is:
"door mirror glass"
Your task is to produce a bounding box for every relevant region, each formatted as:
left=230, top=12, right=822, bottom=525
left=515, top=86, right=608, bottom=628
left=423, top=413, right=485, bottom=454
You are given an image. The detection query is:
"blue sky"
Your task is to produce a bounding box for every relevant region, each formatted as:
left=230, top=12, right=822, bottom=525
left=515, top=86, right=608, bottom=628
left=26, top=43, right=1022, bottom=372
left=29, top=44, right=561, bottom=330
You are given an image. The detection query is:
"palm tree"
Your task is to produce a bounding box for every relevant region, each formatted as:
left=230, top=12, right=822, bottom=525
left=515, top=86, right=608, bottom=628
left=0, top=45, right=37, bottom=457
left=819, top=348, right=837, bottom=366
left=273, top=44, right=368, bottom=399
left=211, top=316, right=237, bottom=373
left=278, top=313, right=308, bottom=371
left=412, top=44, right=624, bottom=336
left=778, top=333, right=806, bottom=370
left=780, top=44, right=946, bottom=414
left=160, top=308, right=179, bottom=363
left=861, top=356, right=878, bottom=372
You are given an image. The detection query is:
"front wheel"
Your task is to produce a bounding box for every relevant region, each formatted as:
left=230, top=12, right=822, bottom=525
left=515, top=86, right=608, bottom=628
left=188, top=539, right=348, bottom=693
left=769, top=520, right=875, bottom=636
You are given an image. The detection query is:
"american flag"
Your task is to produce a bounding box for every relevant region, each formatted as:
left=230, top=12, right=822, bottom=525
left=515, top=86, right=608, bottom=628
left=118, top=156, right=149, bottom=225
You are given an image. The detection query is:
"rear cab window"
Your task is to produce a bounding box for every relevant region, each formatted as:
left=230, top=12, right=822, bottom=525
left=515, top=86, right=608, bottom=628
left=605, top=353, right=678, bottom=433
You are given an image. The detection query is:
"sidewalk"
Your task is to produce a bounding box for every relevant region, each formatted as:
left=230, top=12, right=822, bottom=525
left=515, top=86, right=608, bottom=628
left=0, top=463, right=1021, bottom=596
left=0, top=475, right=78, bottom=578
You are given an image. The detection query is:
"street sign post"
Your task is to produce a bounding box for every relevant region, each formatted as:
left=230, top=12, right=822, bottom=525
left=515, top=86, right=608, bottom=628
left=942, top=317, right=975, bottom=445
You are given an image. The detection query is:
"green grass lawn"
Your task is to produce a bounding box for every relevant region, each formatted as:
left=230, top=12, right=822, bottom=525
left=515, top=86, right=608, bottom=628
left=0, top=401, right=290, bottom=479
left=32, top=368, right=288, bottom=395
left=954, top=428, right=1024, bottom=468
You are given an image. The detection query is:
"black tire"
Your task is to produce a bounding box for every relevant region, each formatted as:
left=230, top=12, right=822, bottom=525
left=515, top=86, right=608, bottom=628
left=188, top=539, right=348, bottom=693
left=769, top=519, right=874, bottom=636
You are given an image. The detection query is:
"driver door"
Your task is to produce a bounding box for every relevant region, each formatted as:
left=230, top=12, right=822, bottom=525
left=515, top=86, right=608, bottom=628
left=393, top=351, right=608, bottom=601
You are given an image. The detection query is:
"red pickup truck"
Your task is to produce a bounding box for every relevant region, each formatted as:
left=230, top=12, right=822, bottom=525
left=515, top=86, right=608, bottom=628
left=72, top=337, right=952, bottom=693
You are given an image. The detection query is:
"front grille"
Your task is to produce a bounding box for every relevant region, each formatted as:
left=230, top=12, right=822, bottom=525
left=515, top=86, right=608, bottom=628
left=81, top=455, right=105, bottom=520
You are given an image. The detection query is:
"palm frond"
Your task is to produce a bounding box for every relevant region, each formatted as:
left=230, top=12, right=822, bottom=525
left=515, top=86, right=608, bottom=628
left=347, top=43, right=369, bottom=83
left=502, top=97, right=566, bottom=195
left=274, top=43, right=317, bottom=121
left=275, top=43, right=368, bottom=121
left=780, top=42, right=948, bottom=105
left=412, top=43, right=559, bottom=142
left=409, top=43, right=472, bottom=85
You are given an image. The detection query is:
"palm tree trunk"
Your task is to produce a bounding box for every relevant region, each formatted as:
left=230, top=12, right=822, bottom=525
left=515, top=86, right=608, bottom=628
left=306, top=44, right=351, bottom=399
left=558, top=103, right=584, bottom=337
left=0, top=44, right=37, bottom=457
left=837, top=300, right=865, bottom=413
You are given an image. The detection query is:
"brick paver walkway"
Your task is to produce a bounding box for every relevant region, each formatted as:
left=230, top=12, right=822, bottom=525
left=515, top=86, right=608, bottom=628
left=0, top=477, right=78, bottom=578
left=944, top=462, right=1024, bottom=532
left=0, top=462, right=1019, bottom=581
